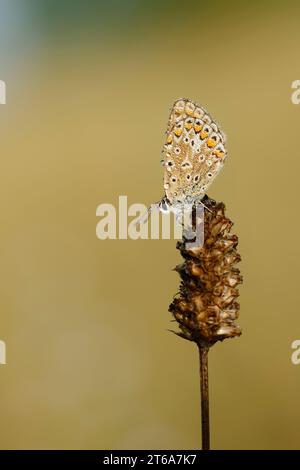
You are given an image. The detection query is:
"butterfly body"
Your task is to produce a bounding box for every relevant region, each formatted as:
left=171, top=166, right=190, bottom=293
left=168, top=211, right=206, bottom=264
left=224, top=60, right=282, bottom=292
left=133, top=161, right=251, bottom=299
left=161, top=98, right=227, bottom=210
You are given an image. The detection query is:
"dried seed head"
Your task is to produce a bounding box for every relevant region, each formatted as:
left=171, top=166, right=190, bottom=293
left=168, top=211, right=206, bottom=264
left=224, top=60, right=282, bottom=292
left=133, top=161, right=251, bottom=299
left=169, top=196, right=242, bottom=347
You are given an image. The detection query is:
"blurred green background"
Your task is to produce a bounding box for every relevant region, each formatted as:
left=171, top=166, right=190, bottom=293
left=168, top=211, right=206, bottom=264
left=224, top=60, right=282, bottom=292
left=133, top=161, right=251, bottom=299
left=0, top=0, right=300, bottom=450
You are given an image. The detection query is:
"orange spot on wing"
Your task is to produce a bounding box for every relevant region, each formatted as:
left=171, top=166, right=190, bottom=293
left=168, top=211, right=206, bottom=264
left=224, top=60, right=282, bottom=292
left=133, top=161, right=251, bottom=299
left=194, top=124, right=203, bottom=133
left=200, top=130, right=209, bottom=140
left=207, top=138, right=217, bottom=148
left=186, top=108, right=194, bottom=116
left=185, top=103, right=195, bottom=116
left=213, top=149, right=225, bottom=158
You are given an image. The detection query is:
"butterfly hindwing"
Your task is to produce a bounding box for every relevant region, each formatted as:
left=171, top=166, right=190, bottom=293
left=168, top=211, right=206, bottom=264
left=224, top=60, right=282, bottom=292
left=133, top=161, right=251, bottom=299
left=163, top=98, right=227, bottom=204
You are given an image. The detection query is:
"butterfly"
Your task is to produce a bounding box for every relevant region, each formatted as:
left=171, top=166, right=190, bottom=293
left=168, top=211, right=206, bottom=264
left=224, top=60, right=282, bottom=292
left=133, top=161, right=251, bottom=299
left=158, top=98, right=227, bottom=214
left=136, top=98, right=227, bottom=226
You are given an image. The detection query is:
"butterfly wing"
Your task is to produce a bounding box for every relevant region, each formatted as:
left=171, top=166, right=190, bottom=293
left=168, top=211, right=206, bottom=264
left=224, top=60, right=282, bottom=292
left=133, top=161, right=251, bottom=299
left=163, top=98, right=227, bottom=204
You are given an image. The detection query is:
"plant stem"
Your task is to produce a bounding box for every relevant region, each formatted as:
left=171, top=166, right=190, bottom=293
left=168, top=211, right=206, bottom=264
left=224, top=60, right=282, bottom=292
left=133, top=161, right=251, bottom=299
left=198, top=344, right=210, bottom=450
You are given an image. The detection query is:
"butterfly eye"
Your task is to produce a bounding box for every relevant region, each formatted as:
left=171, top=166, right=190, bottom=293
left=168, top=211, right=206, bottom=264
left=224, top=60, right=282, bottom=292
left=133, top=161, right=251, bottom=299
left=174, top=147, right=181, bottom=155
left=171, top=176, right=177, bottom=183
left=186, top=174, right=191, bottom=180
left=194, top=175, right=200, bottom=182
left=199, top=155, right=205, bottom=162
left=183, top=137, right=189, bottom=144
left=167, top=160, right=174, bottom=167
left=207, top=172, right=213, bottom=178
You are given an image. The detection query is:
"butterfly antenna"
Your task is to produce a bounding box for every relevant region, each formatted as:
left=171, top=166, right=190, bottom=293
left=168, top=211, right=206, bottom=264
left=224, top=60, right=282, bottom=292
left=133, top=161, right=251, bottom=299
left=200, top=200, right=212, bottom=213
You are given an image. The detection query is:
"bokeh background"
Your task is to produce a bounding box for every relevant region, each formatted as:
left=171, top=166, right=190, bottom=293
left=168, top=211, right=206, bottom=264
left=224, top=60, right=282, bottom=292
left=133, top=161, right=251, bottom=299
left=0, top=0, right=300, bottom=450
